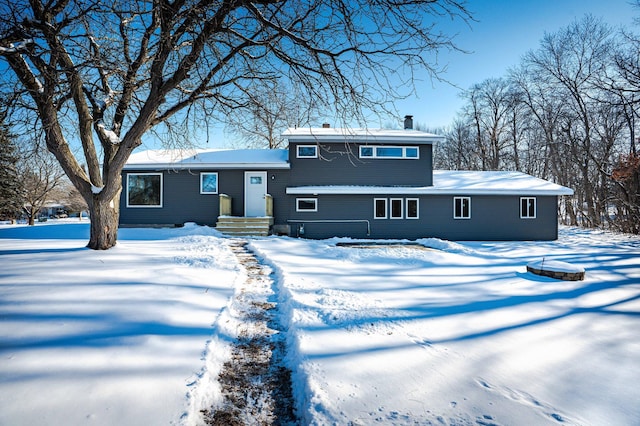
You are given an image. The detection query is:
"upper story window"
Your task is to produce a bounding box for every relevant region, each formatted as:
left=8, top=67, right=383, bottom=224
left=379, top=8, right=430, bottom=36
left=359, top=145, right=419, bottom=159
left=520, top=197, right=536, bottom=218
left=200, top=172, right=218, bottom=194
left=297, top=145, right=318, bottom=158
left=127, top=173, right=162, bottom=207
left=453, top=196, right=471, bottom=219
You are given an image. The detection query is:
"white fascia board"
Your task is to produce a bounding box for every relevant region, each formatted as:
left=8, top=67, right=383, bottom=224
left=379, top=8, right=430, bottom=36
left=124, top=162, right=290, bottom=170
left=286, top=185, right=574, bottom=196
left=282, top=128, right=442, bottom=145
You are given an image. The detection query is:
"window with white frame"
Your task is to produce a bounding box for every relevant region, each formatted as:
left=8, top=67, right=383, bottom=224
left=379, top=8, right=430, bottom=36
left=296, top=145, right=318, bottom=158
left=374, top=198, right=420, bottom=219
left=127, top=173, right=162, bottom=207
left=406, top=198, right=419, bottom=219
left=200, top=172, right=218, bottom=194
left=374, top=198, right=387, bottom=219
left=453, top=196, right=471, bottom=219
left=296, top=198, right=318, bottom=212
left=359, top=145, right=420, bottom=159
left=520, top=197, right=536, bottom=218
left=390, top=198, right=403, bottom=219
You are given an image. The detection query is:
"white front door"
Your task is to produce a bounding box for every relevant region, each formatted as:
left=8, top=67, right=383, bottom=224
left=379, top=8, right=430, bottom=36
left=244, top=171, right=267, bottom=217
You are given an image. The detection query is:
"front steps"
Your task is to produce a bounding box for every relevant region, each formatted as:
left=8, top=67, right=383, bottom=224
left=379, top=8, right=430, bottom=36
left=215, top=216, right=273, bottom=237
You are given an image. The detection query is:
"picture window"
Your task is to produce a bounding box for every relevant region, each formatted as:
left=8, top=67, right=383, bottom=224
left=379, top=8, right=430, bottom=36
left=127, top=173, right=162, bottom=207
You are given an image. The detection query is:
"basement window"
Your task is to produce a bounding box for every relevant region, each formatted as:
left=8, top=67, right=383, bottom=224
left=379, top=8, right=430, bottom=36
left=296, top=198, right=318, bottom=212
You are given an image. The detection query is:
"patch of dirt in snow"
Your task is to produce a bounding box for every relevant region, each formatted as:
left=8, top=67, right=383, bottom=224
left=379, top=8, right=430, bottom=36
left=201, top=240, right=296, bottom=426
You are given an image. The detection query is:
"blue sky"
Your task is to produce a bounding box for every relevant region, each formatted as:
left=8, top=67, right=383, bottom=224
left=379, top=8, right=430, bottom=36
left=204, top=0, right=639, bottom=147
left=2, top=1, right=636, bottom=149
left=393, top=0, right=639, bottom=130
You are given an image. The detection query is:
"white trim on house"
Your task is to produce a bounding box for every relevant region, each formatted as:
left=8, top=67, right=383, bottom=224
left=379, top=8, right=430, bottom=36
left=286, top=171, right=574, bottom=196
left=283, top=127, right=442, bottom=145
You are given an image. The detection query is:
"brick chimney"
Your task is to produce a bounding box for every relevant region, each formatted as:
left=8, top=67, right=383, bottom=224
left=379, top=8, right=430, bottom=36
left=404, top=115, right=413, bottom=130
left=322, top=123, right=331, bottom=128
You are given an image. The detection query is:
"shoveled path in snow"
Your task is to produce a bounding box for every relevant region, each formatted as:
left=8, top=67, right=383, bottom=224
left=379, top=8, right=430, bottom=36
left=202, top=240, right=296, bottom=425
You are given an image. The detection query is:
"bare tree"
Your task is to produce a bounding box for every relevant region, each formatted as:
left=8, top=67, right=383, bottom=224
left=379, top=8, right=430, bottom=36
left=0, top=0, right=471, bottom=249
left=225, top=80, right=320, bottom=149
left=18, top=147, right=66, bottom=225
left=437, top=117, right=476, bottom=170
left=522, top=15, right=615, bottom=227
left=462, top=77, right=513, bottom=170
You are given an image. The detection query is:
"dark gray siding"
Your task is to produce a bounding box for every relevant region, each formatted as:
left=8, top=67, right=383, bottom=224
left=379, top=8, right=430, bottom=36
left=288, top=143, right=433, bottom=186
left=286, top=194, right=559, bottom=240
left=120, top=168, right=291, bottom=226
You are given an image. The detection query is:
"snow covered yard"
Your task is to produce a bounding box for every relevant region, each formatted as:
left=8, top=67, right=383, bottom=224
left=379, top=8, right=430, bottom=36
left=1, top=221, right=639, bottom=426
left=0, top=221, right=240, bottom=426
left=249, top=229, right=640, bottom=425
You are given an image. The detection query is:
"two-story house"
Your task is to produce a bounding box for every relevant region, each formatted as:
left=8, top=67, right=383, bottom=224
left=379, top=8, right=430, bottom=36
left=120, top=119, right=573, bottom=240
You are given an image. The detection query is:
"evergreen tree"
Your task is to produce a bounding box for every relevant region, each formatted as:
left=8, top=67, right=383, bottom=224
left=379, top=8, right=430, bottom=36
left=0, top=119, right=22, bottom=221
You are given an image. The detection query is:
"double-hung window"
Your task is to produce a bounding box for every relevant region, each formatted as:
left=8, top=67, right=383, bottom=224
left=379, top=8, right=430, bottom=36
left=520, top=197, right=536, bottom=219
left=127, top=173, right=162, bottom=207
left=453, top=197, right=471, bottom=219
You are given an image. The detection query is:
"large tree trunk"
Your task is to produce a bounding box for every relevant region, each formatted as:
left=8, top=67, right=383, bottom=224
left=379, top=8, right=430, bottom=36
left=28, top=207, right=35, bottom=226
left=87, top=192, right=120, bottom=250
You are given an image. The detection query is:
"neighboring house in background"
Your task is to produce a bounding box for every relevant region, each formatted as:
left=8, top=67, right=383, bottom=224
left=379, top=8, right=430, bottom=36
left=120, top=118, right=573, bottom=240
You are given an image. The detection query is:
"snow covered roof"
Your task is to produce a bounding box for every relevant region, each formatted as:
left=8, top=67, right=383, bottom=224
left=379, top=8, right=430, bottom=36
left=124, top=149, right=290, bottom=170
left=286, top=170, right=574, bottom=196
left=282, top=127, right=443, bottom=145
